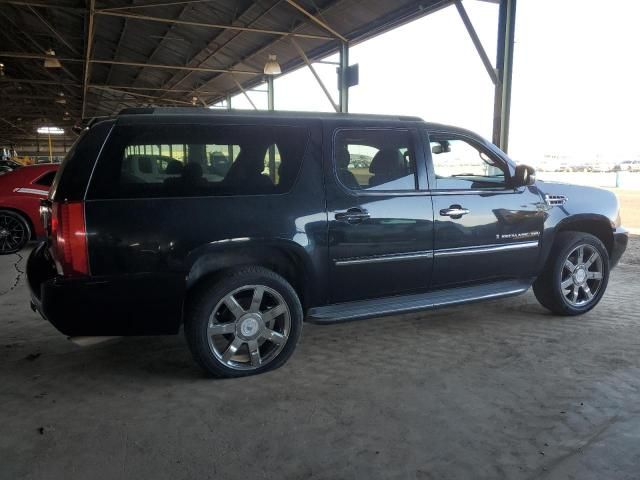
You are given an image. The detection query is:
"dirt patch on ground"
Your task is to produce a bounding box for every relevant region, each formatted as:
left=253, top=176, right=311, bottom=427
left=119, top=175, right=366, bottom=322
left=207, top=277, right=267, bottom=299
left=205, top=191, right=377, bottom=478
left=621, top=234, right=640, bottom=266
left=609, top=189, right=640, bottom=231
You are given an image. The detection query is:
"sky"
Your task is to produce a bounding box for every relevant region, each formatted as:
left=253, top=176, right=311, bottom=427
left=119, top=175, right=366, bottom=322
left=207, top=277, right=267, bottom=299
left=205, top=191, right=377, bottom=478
left=221, top=0, right=640, bottom=164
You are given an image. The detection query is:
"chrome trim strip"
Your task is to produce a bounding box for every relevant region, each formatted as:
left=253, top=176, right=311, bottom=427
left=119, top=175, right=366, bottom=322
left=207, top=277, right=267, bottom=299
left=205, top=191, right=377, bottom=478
left=335, top=250, right=434, bottom=266
left=434, top=241, right=539, bottom=258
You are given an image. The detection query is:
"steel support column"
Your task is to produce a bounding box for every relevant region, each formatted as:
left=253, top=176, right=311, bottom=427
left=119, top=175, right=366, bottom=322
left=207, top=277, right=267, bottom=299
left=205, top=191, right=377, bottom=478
left=338, top=42, right=349, bottom=113
left=492, top=0, right=517, bottom=152
left=81, top=0, right=96, bottom=120
left=266, top=75, right=276, bottom=180
left=267, top=75, right=274, bottom=111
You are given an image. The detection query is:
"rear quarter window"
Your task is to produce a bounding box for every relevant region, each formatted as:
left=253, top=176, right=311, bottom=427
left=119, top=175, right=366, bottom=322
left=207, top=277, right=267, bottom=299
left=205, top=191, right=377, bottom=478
left=87, top=123, right=309, bottom=199
left=51, top=120, right=114, bottom=201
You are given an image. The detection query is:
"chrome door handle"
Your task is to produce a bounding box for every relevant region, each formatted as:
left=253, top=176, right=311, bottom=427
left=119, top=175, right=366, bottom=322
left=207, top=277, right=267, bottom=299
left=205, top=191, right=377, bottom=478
left=440, top=206, right=470, bottom=218
left=335, top=208, right=370, bottom=223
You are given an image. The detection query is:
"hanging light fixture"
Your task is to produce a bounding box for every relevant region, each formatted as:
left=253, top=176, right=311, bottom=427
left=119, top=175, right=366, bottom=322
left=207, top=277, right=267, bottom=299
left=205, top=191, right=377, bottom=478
left=37, top=126, right=65, bottom=135
left=0, top=63, right=4, bottom=77
left=263, top=54, right=281, bottom=75
left=44, top=49, right=62, bottom=68
left=55, top=92, right=66, bottom=104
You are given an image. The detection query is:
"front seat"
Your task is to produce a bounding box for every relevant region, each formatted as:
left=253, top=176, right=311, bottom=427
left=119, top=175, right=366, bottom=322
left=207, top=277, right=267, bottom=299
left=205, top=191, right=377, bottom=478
left=336, top=146, right=360, bottom=189
left=368, top=147, right=405, bottom=187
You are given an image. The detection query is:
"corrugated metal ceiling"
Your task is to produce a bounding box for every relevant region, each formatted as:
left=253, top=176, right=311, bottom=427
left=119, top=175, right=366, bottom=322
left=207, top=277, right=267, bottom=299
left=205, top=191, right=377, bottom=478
left=0, top=0, right=452, bottom=143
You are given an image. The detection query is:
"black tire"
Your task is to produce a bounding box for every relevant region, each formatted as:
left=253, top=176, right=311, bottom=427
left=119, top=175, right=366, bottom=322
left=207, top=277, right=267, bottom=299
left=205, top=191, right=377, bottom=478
left=184, top=266, right=303, bottom=378
left=533, top=231, right=609, bottom=315
left=0, top=210, right=31, bottom=255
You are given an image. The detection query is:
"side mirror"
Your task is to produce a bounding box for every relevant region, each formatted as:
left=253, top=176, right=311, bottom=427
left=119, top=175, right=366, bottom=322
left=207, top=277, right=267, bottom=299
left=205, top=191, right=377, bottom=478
left=512, top=164, right=536, bottom=187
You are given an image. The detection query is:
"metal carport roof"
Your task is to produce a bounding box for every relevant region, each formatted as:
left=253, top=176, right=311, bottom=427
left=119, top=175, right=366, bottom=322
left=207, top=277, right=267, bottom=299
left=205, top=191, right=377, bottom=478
left=0, top=0, right=515, bottom=152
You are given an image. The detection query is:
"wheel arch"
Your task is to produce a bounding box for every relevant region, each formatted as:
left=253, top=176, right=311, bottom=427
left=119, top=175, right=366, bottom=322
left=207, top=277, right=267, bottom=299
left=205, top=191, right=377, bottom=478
left=184, top=239, right=316, bottom=311
left=554, top=214, right=614, bottom=255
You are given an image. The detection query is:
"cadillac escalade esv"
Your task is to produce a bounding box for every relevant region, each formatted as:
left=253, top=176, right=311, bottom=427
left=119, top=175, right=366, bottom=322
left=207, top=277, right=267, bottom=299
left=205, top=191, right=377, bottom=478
left=27, top=108, right=628, bottom=377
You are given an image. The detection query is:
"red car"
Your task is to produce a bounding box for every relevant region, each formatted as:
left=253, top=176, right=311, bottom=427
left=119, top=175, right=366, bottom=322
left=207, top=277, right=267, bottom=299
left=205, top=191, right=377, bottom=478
left=0, top=164, right=58, bottom=254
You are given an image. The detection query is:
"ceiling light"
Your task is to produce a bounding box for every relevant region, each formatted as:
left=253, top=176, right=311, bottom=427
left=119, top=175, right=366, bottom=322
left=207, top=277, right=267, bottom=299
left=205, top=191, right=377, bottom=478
left=44, top=49, right=61, bottom=69
left=0, top=63, right=4, bottom=76
left=263, top=54, right=281, bottom=75
left=37, top=126, right=64, bottom=135
left=192, top=96, right=198, bottom=106
left=55, top=92, right=66, bottom=104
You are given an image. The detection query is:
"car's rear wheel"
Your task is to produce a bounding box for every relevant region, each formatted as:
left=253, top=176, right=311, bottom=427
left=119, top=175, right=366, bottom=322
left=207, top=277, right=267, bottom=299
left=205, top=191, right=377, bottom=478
left=0, top=210, right=31, bottom=255
left=533, top=231, right=609, bottom=315
left=185, top=266, right=303, bottom=378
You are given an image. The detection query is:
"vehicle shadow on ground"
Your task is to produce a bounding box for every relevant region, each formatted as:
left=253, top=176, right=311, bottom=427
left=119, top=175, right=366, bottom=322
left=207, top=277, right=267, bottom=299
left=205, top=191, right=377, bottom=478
left=3, top=295, right=563, bottom=386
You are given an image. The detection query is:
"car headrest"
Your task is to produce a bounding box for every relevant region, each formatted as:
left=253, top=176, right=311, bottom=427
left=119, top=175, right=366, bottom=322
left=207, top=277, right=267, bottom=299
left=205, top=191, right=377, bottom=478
left=165, top=159, right=183, bottom=175
left=183, top=162, right=203, bottom=180
left=369, top=147, right=404, bottom=174
left=336, top=146, right=351, bottom=169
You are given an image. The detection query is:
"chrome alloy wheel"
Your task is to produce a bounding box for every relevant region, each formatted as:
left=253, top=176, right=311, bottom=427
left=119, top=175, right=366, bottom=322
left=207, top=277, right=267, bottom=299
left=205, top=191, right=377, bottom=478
left=560, top=244, right=604, bottom=307
left=207, top=285, right=291, bottom=370
left=0, top=214, right=27, bottom=254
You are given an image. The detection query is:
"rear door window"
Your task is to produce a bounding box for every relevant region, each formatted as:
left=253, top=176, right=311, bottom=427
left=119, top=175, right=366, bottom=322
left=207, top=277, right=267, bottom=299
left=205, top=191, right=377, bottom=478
left=88, top=124, right=308, bottom=199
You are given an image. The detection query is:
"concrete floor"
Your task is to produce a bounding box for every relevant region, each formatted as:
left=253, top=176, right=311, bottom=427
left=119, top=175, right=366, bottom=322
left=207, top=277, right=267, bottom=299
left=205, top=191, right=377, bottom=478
left=1, top=243, right=639, bottom=480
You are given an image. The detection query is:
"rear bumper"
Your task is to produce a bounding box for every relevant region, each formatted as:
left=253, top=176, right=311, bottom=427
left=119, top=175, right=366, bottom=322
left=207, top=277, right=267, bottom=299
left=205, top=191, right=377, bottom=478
left=27, top=242, right=184, bottom=336
left=610, top=227, right=629, bottom=269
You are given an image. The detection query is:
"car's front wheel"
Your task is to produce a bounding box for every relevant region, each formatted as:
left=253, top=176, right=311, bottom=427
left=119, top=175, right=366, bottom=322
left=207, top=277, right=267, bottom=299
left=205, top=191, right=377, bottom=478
left=533, top=231, right=609, bottom=315
left=185, top=267, right=303, bottom=377
left=0, top=210, right=31, bottom=255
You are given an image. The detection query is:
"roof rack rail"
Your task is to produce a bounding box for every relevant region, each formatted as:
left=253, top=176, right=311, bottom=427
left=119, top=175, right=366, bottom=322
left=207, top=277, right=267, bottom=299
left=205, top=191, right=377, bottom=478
left=114, top=107, right=424, bottom=122
left=118, top=107, right=158, bottom=115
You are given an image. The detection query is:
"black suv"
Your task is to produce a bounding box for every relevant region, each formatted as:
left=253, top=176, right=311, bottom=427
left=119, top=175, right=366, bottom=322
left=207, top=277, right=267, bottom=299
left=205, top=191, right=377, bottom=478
left=27, top=108, right=628, bottom=377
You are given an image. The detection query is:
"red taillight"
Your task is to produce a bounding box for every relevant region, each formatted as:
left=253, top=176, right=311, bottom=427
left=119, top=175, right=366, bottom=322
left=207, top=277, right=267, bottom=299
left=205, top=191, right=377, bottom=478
left=50, top=201, right=89, bottom=277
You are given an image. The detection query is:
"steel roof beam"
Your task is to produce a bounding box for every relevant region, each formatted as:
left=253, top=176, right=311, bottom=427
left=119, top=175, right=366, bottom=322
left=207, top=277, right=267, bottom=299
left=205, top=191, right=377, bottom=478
left=26, top=5, right=81, bottom=56
left=124, top=2, right=192, bottom=94
left=230, top=76, right=258, bottom=110
left=0, top=52, right=260, bottom=74
left=290, top=37, right=339, bottom=112
left=88, top=84, right=220, bottom=95
left=0, top=10, right=81, bottom=82
left=89, top=85, right=196, bottom=106
left=0, top=117, right=29, bottom=133
left=96, top=0, right=223, bottom=13
left=90, top=59, right=260, bottom=75
left=0, top=78, right=81, bottom=87
left=95, top=10, right=334, bottom=41
left=156, top=1, right=282, bottom=99
left=454, top=0, right=498, bottom=86
left=0, top=1, right=84, bottom=12
left=185, top=0, right=346, bottom=105
left=0, top=51, right=82, bottom=62
left=81, top=0, right=96, bottom=119
left=284, top=0, right=347, bottom=42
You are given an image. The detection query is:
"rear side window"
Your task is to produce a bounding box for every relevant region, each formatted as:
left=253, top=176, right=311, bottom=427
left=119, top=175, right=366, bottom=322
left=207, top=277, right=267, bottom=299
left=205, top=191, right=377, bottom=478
left=88, top=124, right=308, bottom=199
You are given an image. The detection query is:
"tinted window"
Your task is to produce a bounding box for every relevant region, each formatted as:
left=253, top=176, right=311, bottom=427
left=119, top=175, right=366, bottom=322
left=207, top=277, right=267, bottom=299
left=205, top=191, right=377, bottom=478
left=429, top=135, right=508, bottom=190
left=334, top=129, right=417, bottom=191
left=88, top=124, right=308, bottom=199
left=34, top=171, right=57, bottom=187
left=51, top=120, right=114, bottom=202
